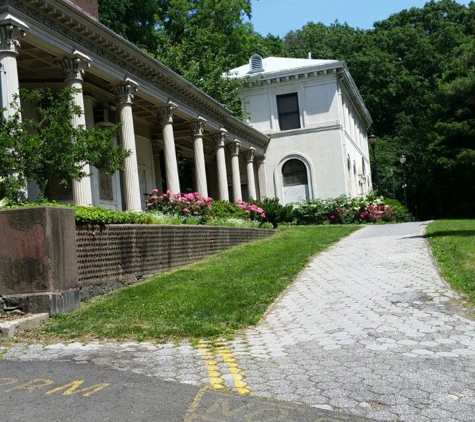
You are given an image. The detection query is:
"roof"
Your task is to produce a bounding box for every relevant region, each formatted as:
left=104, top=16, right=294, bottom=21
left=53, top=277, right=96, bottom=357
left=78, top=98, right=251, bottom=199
left=228, top=57, right=339, bottom=78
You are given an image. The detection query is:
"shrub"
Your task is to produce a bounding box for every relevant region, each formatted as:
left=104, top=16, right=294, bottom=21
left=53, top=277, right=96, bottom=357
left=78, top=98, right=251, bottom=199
left=209, top=200, right=247, bottom=220
left=249, top=197, right=295, bottom=226
left=235, top=199, right=266, bottom=222
left=146, top=190, right=212, bottom=223
left=293, top=194, right=406, bottom=225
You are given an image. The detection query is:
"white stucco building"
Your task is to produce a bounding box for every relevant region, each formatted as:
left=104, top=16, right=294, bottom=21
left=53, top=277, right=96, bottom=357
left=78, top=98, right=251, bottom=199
left=229, top=55, right=374, bottom=204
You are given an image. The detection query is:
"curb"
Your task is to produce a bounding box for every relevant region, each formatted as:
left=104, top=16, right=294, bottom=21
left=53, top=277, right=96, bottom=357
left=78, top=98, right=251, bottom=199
left=0, top=313, right=49, bottom=339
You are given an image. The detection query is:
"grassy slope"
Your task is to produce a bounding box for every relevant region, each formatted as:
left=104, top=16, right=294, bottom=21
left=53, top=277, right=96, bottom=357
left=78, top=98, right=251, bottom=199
left=40, top=226, right=359, bottom=342
left=426, top=220, right=475, bottom=305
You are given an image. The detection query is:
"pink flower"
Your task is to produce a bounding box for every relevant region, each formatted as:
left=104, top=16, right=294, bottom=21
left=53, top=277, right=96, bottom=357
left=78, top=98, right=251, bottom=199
left=183, top=208, right=190, bottom=213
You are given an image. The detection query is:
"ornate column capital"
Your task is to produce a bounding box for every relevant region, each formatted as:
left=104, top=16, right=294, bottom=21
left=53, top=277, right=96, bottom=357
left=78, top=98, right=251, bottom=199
left=243, top=147, right=256, bottom=163
left=214, top=129, right=228, bottom=149
left=111, top=78, right=139, bottom=105
left=55, top=50, right=91, bottom=82
left=0, top=14, right=28, bottom=55
left=157, top=101, right=178, bottom=125
left=189, top=117, right=207, bottom=137
left=227, top=140, right=241, bottom=157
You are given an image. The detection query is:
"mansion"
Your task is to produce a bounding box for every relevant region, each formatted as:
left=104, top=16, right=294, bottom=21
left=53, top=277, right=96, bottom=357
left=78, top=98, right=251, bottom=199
left=0, top=0, right=373, bottom=210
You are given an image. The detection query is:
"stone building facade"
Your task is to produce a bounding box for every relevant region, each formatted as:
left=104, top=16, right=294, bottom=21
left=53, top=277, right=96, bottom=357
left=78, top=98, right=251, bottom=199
left=229, top=56, right=373, bottom=204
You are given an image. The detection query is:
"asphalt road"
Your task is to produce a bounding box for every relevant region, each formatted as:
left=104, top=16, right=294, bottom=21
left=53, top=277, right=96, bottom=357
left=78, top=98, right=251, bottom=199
left=0, top=360, right=372, bottom=422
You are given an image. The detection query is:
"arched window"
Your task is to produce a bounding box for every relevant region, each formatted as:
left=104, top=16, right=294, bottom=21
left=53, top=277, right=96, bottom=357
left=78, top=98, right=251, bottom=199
left=282, top=159, right=308, bottom=187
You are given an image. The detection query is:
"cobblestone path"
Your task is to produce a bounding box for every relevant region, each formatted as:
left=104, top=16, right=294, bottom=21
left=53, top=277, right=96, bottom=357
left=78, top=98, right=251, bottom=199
left=3, top=222, right=475, bottom=421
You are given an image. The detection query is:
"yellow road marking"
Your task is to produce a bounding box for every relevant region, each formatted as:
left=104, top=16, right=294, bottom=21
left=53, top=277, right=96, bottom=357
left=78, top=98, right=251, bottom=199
left=198, top=340, right=251, bottom=395
left=216, top=344, right=251, bottom=395
left=183, top=385, right=210, bottom=422
left=198, top=341, right=225, bottom=390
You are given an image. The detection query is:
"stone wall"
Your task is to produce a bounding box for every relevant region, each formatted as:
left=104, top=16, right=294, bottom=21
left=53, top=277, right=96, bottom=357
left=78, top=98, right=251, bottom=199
left=76, top=224, right=274, bottom=300
left=0, top=206, right=274, bottom=314
left=0, top=207, right=80, bottom=315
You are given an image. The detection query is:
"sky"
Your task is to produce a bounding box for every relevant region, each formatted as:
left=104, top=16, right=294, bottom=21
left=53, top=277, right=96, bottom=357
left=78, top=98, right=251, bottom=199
left=249, top=0, right=472, bottom=37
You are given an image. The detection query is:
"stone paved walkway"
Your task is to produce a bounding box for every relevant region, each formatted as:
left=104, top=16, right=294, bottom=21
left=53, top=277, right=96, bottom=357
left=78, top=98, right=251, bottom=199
left=2, top=222, right=475, bottom=421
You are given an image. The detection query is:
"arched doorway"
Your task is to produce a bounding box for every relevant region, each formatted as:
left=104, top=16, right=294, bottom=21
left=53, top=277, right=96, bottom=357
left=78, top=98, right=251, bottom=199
left=282, top=158, right=309, bottom=204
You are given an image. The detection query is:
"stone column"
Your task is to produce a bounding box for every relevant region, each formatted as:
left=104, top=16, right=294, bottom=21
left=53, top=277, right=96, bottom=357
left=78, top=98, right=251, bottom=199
left=244, top=148, right=257, bottom=200
left=257, top=155, right=268, bottom=200
left=189, top=117, right=208, bottom=197
left=214, top=130, right=229, bottom=201
left=112, top=78, right=142, bottom=212
left=0, top=15, right=28, bottom=116
left=152, top=143, right=163, bottom=195
left=228, top=141, right=242, bottom=201
left=0, top=16, right=29, bottom=201
left=158, top=102, right=180, bottom=194
left=56, top=51, right=93, bottom=206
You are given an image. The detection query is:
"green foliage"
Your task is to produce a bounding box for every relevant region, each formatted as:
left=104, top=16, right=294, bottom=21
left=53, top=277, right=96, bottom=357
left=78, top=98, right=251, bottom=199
left=2, top=202, right=156, bottom=225
left=250, top=197, right=295, bottom=227
left=426, top=219, right=475, bottom=305
left=293, top=195, right=407, bottom=225
left=98, top=0, right=256, bottom=116
left=37, top=225, right=359, bottom=341
left=209, top=200, right=247, bottom=220
left=0, top=87, right=129, bottom=203
left=279, top=1, right=475, bottom=219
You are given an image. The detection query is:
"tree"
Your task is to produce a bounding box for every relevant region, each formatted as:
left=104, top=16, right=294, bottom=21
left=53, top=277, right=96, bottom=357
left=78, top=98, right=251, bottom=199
left=0, top=88, right=130, bottom=203
left=98, top=0, right=256, bottom=116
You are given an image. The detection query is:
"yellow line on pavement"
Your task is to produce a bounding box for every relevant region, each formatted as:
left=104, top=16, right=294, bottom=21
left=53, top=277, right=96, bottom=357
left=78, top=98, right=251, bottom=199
left=183, top=385, right=209, bottom=422
left=198, top=341, right=225, bottom=390
left=216, top=344, right=252, bottom=395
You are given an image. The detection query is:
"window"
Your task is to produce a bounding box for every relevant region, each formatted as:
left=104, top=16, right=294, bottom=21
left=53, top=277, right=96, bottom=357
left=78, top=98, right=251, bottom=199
left=277, top=93, right=300, bottom=131
left=282, top=159, right=308, bottom=186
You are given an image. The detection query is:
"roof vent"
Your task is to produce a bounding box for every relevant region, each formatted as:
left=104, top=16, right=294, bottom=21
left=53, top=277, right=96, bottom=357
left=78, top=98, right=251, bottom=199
left=249, top=54, right=264, bottom=73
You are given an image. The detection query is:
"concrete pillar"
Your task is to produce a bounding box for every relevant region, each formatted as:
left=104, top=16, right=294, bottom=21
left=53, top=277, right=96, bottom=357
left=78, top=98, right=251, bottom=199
left=0, top=15, right=28, bottom=116
left=214, top=130, right=229, bottom=201
left=0, top=15, right=29, bottom=201
left=228, top=141, right=242, bottom=202
left=158, top=102, right=180, bottom=194
left=257, top=155, right=268, bottom=200
left=152, top=144, right=163, bottom=194
left=189, top=117, right=208, bottom=197
left=112, top=78, right=142, bottom=212
left=244, top=148, right=257, bottom=200
left=56, top=51, right=93, bottom=206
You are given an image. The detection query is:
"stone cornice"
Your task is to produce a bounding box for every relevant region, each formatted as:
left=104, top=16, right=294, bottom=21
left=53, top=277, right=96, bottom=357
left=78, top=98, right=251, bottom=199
left=3, top=0, right=270, bottom=149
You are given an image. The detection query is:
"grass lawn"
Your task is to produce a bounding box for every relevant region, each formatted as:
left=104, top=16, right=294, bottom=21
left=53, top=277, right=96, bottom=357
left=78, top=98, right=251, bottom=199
left=426, top=220, right=475, bottom=306
left=36, top=225, right=359, bottom=342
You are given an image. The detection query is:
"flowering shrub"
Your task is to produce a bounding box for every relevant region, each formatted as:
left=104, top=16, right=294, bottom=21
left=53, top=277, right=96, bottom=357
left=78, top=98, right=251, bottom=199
left=235, top=199, right=266, bottom=222
left=294, top=194, right=406, bottom=225
left=146, top=190, right=212, bottom=223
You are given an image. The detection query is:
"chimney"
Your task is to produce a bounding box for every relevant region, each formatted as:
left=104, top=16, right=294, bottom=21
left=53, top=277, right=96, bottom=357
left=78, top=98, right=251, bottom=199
left=66, top=0, right=99, bottom=20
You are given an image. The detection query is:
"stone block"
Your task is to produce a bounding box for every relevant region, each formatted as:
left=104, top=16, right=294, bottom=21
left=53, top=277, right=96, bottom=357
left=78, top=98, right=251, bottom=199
left=0, top=206, right=79, bottom=296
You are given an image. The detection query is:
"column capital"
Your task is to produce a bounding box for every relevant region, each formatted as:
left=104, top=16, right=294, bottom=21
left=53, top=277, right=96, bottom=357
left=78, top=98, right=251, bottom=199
left=55, top=50, right=91, bottom=82
left=0, top=14, right=28, bottom=55
left=214, top=129, right=228, bottom=148
left=157, top=101, right=178, bottom=125
left=111, top=78, right=139, bottom=105
left=256, top=155, right=266, bottom=165
left=189, top=117, right=207, bottom=137
left=243, top=147, right=256, bottom=163
left=227, top=141, right=241, bottom=157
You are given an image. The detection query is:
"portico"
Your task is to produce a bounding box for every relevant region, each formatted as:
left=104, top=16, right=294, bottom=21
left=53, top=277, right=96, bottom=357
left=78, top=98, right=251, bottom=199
left=0, top=0, right=269, bottom=209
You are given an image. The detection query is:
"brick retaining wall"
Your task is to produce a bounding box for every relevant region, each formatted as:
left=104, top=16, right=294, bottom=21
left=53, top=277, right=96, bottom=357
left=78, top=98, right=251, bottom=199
left=76, top=224, right=274, bottom=299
